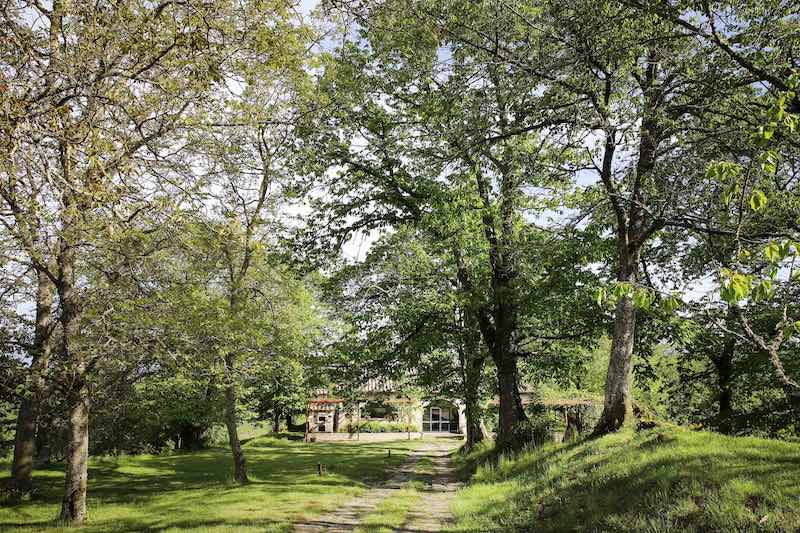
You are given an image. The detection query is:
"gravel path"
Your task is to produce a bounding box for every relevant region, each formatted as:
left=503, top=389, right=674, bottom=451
left=292, top=439, right=461, bottom=533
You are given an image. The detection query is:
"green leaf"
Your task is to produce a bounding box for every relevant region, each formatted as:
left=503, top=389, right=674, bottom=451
left=662, top=294, right=682, bottom=314
left=749, top=189, right=767, bottom=211
left=753, top=279, right=774, bottom=302
left=764, top=242, right=782, bottom=263
left=612, top=282, right=633, bottom=299
left=720, top=270, right=753, bottom=304
left=633, top=289, right=655, bottom=310
left=759, top=151, right=778, bottom=175
left=595, top=287, right=606, bottom=306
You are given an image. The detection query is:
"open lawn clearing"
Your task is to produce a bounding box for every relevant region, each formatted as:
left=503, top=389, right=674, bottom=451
left=0, top=435, right=425, bottom=533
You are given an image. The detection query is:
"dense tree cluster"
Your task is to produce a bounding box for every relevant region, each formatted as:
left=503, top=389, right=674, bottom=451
left=300, top=0, right=799, bottom=448
left=0, top=0, right=798, bottom=525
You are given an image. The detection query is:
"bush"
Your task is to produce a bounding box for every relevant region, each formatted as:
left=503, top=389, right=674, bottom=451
left=501, top=403, right=556, bottom=451
left=343, top=420, right=416, bottom=433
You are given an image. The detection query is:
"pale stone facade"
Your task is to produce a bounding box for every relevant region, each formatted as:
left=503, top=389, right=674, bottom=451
left=305, top=381, right=465, bottom=439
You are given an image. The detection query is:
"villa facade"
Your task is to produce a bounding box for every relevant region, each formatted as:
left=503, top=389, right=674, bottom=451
left=305, top=379, right=466, bottom=440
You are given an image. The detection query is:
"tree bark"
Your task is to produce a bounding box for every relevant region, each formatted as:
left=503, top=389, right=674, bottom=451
left=58, top=277, right=89, bottom=524
left=273, top=411, right=281, bottom=433
left=594, top=246, right=640, bottom=435
left=495, top=351, right=527, bottom=447
left=713, top=333, right=736, bottom=434
left=60, top=382, right=89, bottom=524
left=592, top=50, right=663, bottom=436
left=11, top=271, right=54, bottom=491
left=56, top=130, right=91, bottom=524
left=463, top=382, right=486, bottom=450
left=451, top=238, right=524, bottom=447
left=459, top=335, right=487, bottom=451
left=595, top=290, right=637, bottom=434
left=11, top=401, right=37, bottom=492
left=223, top=353, right=248, bottom=484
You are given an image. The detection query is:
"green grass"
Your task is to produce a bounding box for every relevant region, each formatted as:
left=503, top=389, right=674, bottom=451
left=354, top=481, right=423, bottom=533
left=236, top=421, right=273, bottom=442
left=449, top=425, right=800, bottom=532
left=0, top=436, right=423, bottom=532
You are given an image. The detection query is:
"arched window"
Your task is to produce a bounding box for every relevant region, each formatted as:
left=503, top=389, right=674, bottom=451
left=422, top=400, right=458, bottom=432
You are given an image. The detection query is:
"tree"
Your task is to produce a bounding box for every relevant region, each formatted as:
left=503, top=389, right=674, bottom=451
left=304, top=0, right=609, bottom=446
left=248, top=355, right=309, bottom=433
left=0, top=0, right=302, bottom=520
left=631, top=0, right=800, bottom=420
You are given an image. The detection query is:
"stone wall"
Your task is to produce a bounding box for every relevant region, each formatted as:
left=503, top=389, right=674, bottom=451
left=305, top=431, right=464, bottom=442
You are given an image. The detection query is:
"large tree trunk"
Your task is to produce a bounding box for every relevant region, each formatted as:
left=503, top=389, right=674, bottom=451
left=56, top=130, right=91, bottom=523
left=459, top=328, right=487, bottom=450
left=467, top=149, right=526, bottom=448
left=592, top=50, right=663, bottom=436
left=494, top=351, right=527, bottom=448
left=463, top=393, right=487, bottom=451
left=11, top=401, right=37, bottom=492
left=58, top=283, right=89, bottom=524
left=60, top=383, right=89, bottom=524
left=594, top=255, right=639, bottom=435
left=223, top=354, right=248, bottom=484
left=11, top=273, right=54, bottom=491
left=713, top=333, right=736, bottom=434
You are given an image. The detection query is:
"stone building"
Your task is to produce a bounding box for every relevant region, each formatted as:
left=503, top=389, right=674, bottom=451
left=305, top=379, right=600, bottom=442
left=305, top=379, right=465, bottom=440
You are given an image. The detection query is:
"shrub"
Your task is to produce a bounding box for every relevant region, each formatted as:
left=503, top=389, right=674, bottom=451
left=345, top=421, right=416, bottom=433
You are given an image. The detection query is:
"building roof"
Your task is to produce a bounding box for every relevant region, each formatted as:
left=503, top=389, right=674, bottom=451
left=313, top=377, right=396, bottom=398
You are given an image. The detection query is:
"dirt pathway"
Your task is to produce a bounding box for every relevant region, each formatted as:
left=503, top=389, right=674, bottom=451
left=293, top=439, right=461, bottom=533
left=395, top=441, right=461, bottom=532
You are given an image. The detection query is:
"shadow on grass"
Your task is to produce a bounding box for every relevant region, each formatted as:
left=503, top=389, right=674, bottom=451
left=453, top=428, right=800, bottom=533
left=0, top=437, right=424, bottom=532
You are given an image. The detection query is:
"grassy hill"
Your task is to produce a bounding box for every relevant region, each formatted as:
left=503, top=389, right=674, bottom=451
left=450, top=426, right=800, bottom=532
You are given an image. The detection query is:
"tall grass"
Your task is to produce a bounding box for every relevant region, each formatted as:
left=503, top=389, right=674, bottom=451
left=449, top=425, right=800, bottom=532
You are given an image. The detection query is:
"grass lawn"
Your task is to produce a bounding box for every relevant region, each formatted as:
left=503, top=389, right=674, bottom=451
left=0, top=434, right=423, bottom=532
left=450, top=425, right=800, bottom=532
left=354, top=481, right=423, bottom=533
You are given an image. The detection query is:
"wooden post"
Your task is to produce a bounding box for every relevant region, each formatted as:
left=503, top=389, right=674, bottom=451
left=304, top=404, right=311, bottom=443
left=318, top=463, right=326, bottom=476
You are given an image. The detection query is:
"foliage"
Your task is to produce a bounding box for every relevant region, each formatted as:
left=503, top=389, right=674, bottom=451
left=345, top=421, right=417, bottom=433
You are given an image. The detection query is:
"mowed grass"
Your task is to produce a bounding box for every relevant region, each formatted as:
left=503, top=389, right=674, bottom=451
left=0, top=435, right=423, bottom=532
left=354, top=481, right=423, bottom=533
left=450, top=425, right=800, bottom=532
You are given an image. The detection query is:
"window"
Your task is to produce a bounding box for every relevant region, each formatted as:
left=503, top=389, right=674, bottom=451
left=423, top=402, right=457, bottom=432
